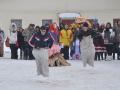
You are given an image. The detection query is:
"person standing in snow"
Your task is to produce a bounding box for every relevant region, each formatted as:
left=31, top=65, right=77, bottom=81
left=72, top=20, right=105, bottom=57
left=9, top=23, right=18, bottom=59
left=103, top=22, right=115, bottom=61
left=78, top=22, right=97, bottom=67
left=22, top=24, right=35, bottom=60
left=112, top=22, right=119, bottom=60
left=93, top=23, right=106, bottom=61
left=71, top=27, right=81, bottom=60
left=0, top=28, right=5, bottom=57
left=113, top=21, right=120, bottom=60
left=98, top=24, right=107, bottom=60
left=17, top=27, right=25, bottom=59
left=48, top=23, right=60, bottom=57
left=29, top=26, right=53, bottom=77
left=59, top=24, right=73, bottom=60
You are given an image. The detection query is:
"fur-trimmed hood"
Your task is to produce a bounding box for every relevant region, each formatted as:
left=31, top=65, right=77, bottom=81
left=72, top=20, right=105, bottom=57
left=9, top=23, right=17, bottom=32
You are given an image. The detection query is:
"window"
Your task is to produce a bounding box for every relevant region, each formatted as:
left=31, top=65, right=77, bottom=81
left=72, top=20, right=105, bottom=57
left=59, top=13, right=80, bottom=25
left=11, top=19, right=22, bottom=28
left=42, top=19, right=52, bottom=26
left=113, top=18, right=120, bottom=26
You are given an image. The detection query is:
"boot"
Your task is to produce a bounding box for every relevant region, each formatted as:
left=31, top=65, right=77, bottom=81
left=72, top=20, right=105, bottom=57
left=106, top=56, right=112, bottom=61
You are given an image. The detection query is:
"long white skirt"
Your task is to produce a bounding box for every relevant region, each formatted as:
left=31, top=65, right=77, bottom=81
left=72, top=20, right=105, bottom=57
left=33, top=48, right=49, bottom=77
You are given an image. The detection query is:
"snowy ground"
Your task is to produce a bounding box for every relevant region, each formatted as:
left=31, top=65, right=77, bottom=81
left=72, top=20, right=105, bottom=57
left=0, top=58, right=120, bottom=90
left=1, top=45, right=120, bottom=90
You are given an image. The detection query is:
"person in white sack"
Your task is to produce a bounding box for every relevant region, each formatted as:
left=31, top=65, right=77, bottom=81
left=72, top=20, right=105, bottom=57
left=29, top=26, right=53, bottom=77
left=78, top=22, right=98, bottom=67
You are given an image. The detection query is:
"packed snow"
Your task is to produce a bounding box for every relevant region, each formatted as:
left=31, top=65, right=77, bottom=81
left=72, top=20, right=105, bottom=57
left=0, top=57, right=120, bottom=90
left=1, top=45, right=120, bottom=90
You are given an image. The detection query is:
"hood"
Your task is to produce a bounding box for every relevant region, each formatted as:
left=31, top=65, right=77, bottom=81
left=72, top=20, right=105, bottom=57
left=9, top=23, right=17, bottom=32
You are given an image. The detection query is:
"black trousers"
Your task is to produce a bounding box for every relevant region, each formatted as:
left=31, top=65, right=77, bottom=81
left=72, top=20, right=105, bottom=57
left=105, top=44, right=113, bottom=56
left=23, top=42, right=35, bottom=60
left=60, top=46, right=69, bottom=60
left=95, top=52, right=106, bottom=60
left=113, top=42, right=120, bottom=60
left=95, top=52, right=100, bottom=60
left=19, top=45, right=24, bottom=59
left=10, top=44, right=18, bottom=59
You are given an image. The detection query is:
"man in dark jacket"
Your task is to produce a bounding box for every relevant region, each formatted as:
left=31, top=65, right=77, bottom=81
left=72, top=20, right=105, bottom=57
left=17, top=28, right=25, bottom=59
left=114, top=21, right=120, bottom=60
left=0, top=28, right=5, bottom=57
left=22, top=24, right=35, bottom=60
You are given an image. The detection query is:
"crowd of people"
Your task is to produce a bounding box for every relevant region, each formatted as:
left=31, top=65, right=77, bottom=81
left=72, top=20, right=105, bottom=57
left=0, top=18, right=120, bottom=76
left=60, top=20, right=120, bottom=61
left=0, top=20, right=120, bottom=62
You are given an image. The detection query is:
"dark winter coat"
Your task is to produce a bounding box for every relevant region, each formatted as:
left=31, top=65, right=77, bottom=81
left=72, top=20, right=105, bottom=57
left=17, top=31, right=24, bottom=48
left=104, top=28, right=115, bottom=44
left=93, top=32, right=105, bottom=52
left=93, top=32, right=104, bottom=47
left=29, top=32, right=53, bottom=49
left=114, top=26, right=120, bottom=43
left=78, top=29, right=98, bottom=41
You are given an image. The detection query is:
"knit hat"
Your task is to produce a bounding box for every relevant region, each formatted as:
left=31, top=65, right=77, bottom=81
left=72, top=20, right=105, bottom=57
left=83, top=22, right=89, bottom=27
left=40, top=26, right=47, bottom=31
